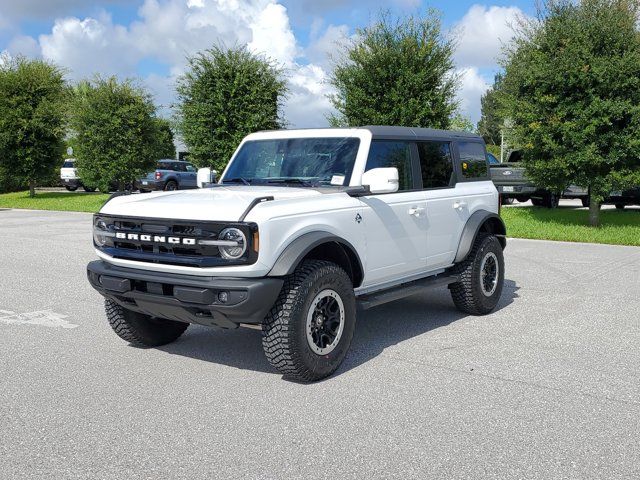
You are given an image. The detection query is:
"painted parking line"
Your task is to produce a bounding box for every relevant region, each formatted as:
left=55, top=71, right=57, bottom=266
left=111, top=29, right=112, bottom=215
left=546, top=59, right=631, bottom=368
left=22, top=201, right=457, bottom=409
left=0, top=309, right=78, bottom=329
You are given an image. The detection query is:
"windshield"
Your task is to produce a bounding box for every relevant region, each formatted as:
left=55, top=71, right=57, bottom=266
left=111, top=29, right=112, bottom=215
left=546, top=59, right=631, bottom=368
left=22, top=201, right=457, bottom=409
left=222, top=137, right=360, bottom=187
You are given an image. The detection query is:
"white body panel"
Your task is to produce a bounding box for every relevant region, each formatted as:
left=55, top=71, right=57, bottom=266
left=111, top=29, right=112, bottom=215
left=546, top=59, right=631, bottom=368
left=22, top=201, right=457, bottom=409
left=95, top=128, right=499, bottom=290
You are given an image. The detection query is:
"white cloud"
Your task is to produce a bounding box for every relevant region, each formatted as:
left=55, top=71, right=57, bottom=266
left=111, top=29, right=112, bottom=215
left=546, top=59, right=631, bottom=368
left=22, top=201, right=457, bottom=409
left=305, top=22, right=350, bottom=70
left=456, top=67, right=490, bottom=124
left=21, top=0, right=332, bottom=128
left=40, top=14, right=139, bottom=79
left=248, top=2, right=298, bottom=67
left=454, top=4, right=523, bottom=69
left=287, top=63, right=336, bottom=127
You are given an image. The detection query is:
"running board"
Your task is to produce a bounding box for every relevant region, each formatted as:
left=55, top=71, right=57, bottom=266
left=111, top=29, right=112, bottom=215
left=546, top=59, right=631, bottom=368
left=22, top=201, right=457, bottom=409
left=357, top=273, right=460, bottom=310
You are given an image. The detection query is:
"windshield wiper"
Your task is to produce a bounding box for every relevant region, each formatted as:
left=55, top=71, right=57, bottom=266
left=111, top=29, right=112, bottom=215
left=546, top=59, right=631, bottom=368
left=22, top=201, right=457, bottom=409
left=223, top=177, right=252, bottom=185
left=266, top=178, right=317, bottom=187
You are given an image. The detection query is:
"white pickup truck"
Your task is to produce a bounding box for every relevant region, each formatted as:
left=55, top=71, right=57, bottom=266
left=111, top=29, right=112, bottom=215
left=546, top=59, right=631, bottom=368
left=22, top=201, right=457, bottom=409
left=87, top=126, right=506, bottom=381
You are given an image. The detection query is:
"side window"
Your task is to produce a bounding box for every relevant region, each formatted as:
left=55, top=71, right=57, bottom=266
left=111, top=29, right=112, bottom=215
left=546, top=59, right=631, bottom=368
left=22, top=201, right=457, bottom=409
left=173, top=162, right=187, bottom=172
left=157, top=162, right=171, bottom=170
left=458, top=142, right=489, bottom=179
left=365, top=141, right=413, bottom=191
left=185, top=164, right=197, bottom=172
left=417, top=141, right=453, bottom=189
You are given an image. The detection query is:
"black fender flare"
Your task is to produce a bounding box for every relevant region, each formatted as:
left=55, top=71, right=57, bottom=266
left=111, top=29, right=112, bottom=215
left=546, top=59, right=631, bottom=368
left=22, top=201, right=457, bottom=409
left=267, top=231, right=364, bottom=282
left=454, top=210, right=506, bottom=263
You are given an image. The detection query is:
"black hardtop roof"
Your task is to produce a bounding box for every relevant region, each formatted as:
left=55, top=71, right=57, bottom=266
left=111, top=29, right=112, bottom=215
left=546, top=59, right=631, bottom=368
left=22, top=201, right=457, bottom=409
left=256, top=126, right=483, bottom=142
left=361, top=125, right=483, bottom=141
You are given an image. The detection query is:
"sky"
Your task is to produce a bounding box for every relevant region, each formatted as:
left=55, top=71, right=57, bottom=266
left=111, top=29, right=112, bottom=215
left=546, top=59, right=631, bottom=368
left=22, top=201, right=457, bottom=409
left=0, top=0, right=535, bottom=129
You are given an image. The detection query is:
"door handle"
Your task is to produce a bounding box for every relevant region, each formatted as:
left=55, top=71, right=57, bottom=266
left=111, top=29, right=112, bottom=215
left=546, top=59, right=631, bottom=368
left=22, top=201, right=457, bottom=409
left=453, top=201, right=467, bottom=211
left=408, top=206, right=425, bottom=217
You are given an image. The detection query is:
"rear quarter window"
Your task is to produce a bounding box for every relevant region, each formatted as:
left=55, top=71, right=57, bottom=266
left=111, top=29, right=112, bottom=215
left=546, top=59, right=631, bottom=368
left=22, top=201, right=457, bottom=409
left=458, top=142, right=489, bottom=180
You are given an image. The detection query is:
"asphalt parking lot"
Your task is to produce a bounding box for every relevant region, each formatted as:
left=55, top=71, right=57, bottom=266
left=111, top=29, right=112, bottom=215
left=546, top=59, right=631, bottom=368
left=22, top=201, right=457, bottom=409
left=1, top=209, right=639, bottom=479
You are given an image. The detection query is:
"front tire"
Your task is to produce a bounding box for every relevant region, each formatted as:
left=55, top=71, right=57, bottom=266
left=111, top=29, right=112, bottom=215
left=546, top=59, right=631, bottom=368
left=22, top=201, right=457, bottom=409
left=615, top=204, right=625, bottom=210
left=105, top=299, right=188, bottom=347
left=450, top=234, right=505, bottom=315
left=65, top=185, right=78, bottom=192
left=262, top=260, right=356, bottom=382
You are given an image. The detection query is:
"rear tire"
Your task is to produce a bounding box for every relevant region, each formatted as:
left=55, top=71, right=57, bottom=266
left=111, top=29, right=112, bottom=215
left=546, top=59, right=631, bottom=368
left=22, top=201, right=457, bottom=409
left=105, top=299, right=188, bottom=347
left=83, top=186, right=96, bottom=192
left=450, top=234, right=505, bottom=315
left=164, top=180, right=178, bottom=191
left=262, top=260, right=356, bottom=382
left=615, top=204, right=625, bottom=210
left=544, top=192, right=560, bottom=209
left=516, top=196, right=529, bottom=203
left=65, top=186, right=78, bottom=192
left=581, top=197, right=590, bottom=208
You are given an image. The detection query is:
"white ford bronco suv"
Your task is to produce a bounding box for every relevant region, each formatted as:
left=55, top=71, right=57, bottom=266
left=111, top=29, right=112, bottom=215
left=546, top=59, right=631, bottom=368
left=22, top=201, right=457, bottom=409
left=87, top=126, right=506, bottom=381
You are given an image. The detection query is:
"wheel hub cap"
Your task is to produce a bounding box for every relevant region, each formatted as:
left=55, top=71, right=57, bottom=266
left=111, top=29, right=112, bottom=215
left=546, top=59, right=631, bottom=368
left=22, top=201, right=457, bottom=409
left=480, top=252, right=499, bottom=297
left=306, top=289, right=345, bottom=355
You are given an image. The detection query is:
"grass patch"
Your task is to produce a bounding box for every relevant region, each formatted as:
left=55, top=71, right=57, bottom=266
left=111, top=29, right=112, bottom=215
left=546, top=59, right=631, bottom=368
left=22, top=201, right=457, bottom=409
left=0, top=191, right=110, bottom=213
left=501, top=206, right=640, bottom=246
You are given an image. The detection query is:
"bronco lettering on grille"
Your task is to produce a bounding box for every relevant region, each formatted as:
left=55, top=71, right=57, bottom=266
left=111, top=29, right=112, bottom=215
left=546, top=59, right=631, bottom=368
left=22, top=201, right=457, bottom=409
left=115, top=232, right=196, bottom=245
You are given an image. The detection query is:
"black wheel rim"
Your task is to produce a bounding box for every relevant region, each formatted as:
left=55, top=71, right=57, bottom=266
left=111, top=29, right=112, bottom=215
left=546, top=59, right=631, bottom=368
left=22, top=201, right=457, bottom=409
left=480, top=252, right=499, bottom=297
left=306, top=289, right=345, bottom=355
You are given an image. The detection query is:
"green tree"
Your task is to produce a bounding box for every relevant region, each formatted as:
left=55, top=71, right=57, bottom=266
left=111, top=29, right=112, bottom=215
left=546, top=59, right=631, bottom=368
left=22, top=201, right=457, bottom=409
left=501, top=0, right=640, bottom=226
left=154, top=118, right=176, bottom=159
left=69, top=77, right=164, bottom=192
left=175, top=45, right=287, bottom=171
left=477, top=74, right=504, bottom=146
left=450, top=112, right=475, bottom=132
left=329, top=10, right=458, bottom=128
left=0, top=55, right=68, bottom=196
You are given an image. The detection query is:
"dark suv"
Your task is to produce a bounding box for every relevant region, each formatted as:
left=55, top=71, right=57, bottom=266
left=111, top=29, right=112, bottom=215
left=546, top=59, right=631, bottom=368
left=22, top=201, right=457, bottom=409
left=135, top=160, right=198, bottom=192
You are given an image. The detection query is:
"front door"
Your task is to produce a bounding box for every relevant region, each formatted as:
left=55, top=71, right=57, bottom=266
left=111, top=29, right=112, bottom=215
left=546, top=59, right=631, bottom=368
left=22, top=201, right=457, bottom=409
left=359, top=140, right=428, bottom=286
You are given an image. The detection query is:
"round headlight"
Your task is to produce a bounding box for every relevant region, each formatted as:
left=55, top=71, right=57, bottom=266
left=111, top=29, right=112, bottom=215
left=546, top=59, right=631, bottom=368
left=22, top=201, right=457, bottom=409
left=218, top=227, right=247, bottom=260
left=93, top=219, right=108, bottom=247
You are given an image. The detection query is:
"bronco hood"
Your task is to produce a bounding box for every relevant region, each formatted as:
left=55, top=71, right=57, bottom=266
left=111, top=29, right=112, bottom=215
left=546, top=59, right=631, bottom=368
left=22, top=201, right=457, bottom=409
left=99, top=186, right=324, bottom=222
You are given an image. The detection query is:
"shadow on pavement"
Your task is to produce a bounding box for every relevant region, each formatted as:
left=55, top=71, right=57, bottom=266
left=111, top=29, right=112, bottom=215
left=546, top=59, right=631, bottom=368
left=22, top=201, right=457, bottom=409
left=157, top=279, right=520, bottom=380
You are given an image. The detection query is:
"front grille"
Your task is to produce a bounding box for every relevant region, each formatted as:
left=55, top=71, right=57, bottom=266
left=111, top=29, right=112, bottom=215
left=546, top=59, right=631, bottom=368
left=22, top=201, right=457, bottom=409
left=94, top=215, right=257, bottom=268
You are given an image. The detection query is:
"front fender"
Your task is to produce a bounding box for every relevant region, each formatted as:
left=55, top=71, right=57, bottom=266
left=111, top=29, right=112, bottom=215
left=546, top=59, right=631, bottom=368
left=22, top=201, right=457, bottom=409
left=267, top=231, right=363, bottom=278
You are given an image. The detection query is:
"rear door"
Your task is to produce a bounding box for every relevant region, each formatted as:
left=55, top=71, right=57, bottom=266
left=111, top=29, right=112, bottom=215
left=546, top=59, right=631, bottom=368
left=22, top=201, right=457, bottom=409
left=417, top=141, right=466, bottom=269
left=359, top=140, right=428, bottom=285
left=183, top=163, right=198, bottom=188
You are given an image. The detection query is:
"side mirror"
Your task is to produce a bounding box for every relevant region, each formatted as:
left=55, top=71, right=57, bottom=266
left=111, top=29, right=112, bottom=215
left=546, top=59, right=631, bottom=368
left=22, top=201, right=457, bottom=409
left=361, top=167, right=399, bottom=194
left=197, top=168, right=217, bottom=188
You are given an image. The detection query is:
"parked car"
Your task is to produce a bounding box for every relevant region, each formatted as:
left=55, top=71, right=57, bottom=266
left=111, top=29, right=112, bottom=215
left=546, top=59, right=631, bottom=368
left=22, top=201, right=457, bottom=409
left=59, top=159, right=96, bottom=192
left=489, top=150, right=559, bottom=208
left=88, top=126, right=506, bottom=382
left=605, top=187, right=640, bottom=210
left=135, top=160, right=198, bottom=192
left=562, top=185, right=590, bottom=207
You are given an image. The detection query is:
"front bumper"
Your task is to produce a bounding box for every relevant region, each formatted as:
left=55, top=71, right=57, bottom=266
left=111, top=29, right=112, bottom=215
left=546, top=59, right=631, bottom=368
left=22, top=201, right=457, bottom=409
left=87, top=260, right=283, bottom=328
